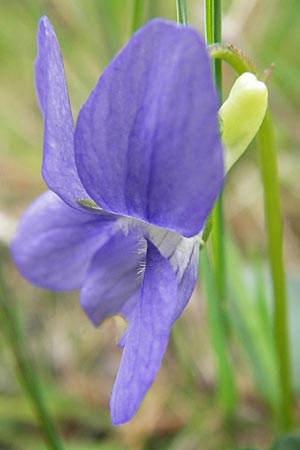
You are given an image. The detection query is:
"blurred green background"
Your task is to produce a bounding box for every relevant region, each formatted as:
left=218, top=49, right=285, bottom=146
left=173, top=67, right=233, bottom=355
left=0, top=1, right=299, bottom=449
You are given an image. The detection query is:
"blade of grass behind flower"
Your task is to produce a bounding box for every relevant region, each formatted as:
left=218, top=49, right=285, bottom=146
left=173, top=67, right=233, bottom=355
left=225, top=237, right=280, bottom=410
left=200, top=248, right=236, bottom=415
left=0, top=266, right=65, bottom=450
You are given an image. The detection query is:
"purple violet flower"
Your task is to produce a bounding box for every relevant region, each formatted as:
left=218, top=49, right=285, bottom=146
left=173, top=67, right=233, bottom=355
left=12, top=16, right=223, bottom=424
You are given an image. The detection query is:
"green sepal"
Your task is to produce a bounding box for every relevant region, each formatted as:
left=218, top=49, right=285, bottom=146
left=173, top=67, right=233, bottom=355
left=76, top=198, right=101, bottom=211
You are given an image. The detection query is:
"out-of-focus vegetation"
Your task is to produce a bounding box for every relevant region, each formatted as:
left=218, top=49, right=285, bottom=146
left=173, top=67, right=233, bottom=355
left=0, top=1, right=299, bottom=449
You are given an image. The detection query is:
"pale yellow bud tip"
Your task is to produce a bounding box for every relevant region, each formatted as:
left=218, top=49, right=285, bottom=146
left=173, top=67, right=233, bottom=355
left=219, top=72, right=268, bottom=172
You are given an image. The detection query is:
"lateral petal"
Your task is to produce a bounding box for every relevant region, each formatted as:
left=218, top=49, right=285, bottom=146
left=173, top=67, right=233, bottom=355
left=80, top=227, right=146, bottom=326
left=11, top=191, right=116, bottom=290
left=110, top=241, right=177, bottom=425
left=35, top=16, right=90, bottom=207
left=75, top=19, right=223, bottom=237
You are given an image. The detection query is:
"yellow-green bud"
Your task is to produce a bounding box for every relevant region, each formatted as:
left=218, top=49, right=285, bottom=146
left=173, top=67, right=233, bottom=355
left=219, top=72, right=268, bottom=171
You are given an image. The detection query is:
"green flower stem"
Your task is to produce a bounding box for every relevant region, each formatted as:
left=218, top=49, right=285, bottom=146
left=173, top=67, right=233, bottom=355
left=210, top=44, right=292, bottom=429
left=0, top=271, right=65, bottom=450
left=209, top=43, right=258, bottom=76
left=212, top=195, right=226, bottom=300
left=200, top=250, right=236, bottom=415
left=256, top=110, right=292, bottom=429
left=204, top=0, right=236, bottom=417
left=130, top=0, right=144, bottom=34
left=205, top=0, right=222, bottom=99
left=176, top=0, right=188, bottom=25
left=205, top=0, right=225, bottom=300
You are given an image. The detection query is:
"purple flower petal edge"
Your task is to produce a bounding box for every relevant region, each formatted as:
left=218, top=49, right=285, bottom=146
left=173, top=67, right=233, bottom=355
left=35, top=16, right=90, bottom=208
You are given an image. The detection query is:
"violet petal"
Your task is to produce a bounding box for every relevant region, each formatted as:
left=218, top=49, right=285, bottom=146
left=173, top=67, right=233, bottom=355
left=35, top=16, right=90, bottom=207
left=80, top=226, right=146, bottom=326
left=110, top=240, right=177, bottom=425
left=11, top=191, right=116, bottom=290
left=75, top=19, right=223, bottom=237
left=146, top=225, right=199, bottom=319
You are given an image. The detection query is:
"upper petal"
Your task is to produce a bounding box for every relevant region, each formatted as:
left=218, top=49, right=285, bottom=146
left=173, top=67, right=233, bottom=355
left=110, top=241, right=177, bottom=425
left=75, top=19, right=223, bottom=237
left=80, top=226, right=146, bottom=326
left=35, top=16, right=90, bottom=207
left=11, top=191, right=116, bottom=290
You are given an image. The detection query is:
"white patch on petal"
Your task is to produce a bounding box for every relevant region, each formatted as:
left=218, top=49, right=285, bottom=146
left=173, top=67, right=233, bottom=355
left=135, top=236, right=147, bottom=255
left=143, top=224, right=198, bottom=282
left=117, top=216, right=139, bottom=236
left=137, top=261, right=146, bottom=277
left=114, top=217, right=199, bottom=317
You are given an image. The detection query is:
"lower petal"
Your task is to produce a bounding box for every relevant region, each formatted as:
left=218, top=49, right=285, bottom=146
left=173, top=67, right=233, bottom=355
left=110, top=240, right=177, bottom=425
left=145, top=225, right=199, bottom=319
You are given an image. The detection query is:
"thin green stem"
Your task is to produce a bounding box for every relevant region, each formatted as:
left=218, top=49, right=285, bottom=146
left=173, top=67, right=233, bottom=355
left=208, top=43, right=258, bottom=76
left=200, top=250, right=235, bottom=416
left=209, top=42, right=292, bottom=429
left=200, top=211, right=213, bottom=249
left=130, top=0, right=144, bottom=34
left=205, top=0, right=213, bottom=43
left=0, top=271, right=65, bottom=450
left=212, top=195, right=226, bottom=300
left=176, top=0, right=188, bottom=25
left=205, top=0, right=222, bottom=99
left=204, top=0, right=236, bottom=416
left=257, top=111, right=292, bottom=429
left=205, top=0, right=225, bottom=298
